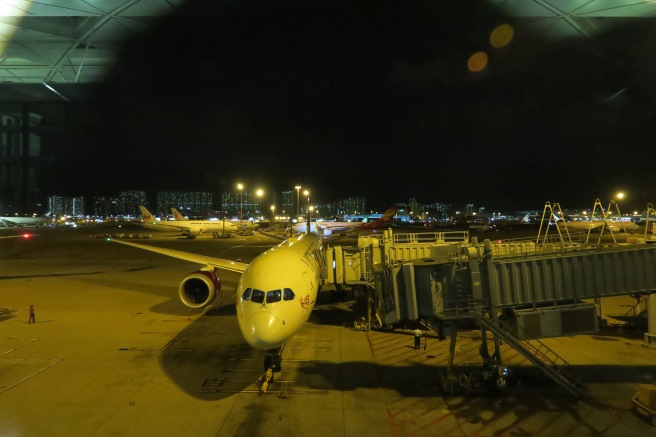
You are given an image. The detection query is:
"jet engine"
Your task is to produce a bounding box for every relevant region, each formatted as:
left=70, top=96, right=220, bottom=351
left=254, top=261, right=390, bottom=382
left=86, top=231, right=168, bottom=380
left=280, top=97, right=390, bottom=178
left=178, top=269, right=221, bottom=308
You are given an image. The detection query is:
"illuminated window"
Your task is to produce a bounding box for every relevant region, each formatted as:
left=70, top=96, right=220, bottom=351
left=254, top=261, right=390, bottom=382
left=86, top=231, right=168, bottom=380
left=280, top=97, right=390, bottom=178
left=283, top=288, right=295, bottom=301
left=266, top=289, right=281, bottom=303
left=251, top=289, right=265, bottom=303
left=241, top=288, right=252, bottom=300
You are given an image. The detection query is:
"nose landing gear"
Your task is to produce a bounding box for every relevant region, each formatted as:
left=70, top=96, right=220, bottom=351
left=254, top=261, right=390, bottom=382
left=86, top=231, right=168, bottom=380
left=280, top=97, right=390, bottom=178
left=259, top=346, right=284, bottom=393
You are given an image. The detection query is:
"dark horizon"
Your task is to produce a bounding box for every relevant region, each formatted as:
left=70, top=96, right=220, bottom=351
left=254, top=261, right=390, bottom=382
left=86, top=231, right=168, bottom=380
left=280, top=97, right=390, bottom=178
left=50, top=0, right=656, bottom=214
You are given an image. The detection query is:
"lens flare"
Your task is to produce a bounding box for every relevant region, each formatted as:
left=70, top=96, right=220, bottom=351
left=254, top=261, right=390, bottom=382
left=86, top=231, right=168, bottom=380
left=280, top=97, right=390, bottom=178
left=467, top=51, right=488, bottom=73
left=490, top=24, right=514, bottom=49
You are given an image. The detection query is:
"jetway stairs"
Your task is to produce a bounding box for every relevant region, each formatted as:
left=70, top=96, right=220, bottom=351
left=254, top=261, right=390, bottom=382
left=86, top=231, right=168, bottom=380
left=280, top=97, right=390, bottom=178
left=477, top=315, right=583, bottom=397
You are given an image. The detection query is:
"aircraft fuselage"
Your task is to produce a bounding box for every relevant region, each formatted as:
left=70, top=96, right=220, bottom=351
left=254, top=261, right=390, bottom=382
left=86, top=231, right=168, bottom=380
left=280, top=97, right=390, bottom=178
left=236, top=232, right=323, bottom=349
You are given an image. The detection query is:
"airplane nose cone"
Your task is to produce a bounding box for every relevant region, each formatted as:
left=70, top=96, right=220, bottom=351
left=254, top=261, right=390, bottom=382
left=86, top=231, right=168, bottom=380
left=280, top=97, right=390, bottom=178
left=247, top=312, right=285, bottom=349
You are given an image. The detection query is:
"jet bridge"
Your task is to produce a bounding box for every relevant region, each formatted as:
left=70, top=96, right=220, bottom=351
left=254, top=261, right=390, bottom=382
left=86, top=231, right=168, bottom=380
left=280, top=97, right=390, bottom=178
left=332, top=229, right=656, bottom=396
left=371, top=237, right=656, bottom=329
left=323, top=228, right=470, bottom=290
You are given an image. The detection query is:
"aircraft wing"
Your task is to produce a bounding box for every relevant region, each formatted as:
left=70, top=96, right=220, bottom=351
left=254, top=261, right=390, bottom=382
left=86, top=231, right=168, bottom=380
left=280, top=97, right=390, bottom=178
left=111, top=239, right=249, bottom=274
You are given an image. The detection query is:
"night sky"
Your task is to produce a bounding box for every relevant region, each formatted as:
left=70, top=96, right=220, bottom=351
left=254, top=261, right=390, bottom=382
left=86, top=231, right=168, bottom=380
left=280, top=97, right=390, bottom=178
left=70, top=0, right=656, bottom=213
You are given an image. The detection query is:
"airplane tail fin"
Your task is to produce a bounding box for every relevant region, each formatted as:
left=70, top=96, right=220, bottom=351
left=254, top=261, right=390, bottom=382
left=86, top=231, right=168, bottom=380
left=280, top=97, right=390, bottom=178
left=171, top=208, right=188, bottom=221
left=139, top=206, right=157, bottom=224
left=361, top=205, right=397, bottom=230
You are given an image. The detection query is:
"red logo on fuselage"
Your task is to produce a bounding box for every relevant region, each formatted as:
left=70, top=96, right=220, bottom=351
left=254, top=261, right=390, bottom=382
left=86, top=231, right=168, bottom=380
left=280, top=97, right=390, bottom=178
left=299, top=295, right=310, bottom=310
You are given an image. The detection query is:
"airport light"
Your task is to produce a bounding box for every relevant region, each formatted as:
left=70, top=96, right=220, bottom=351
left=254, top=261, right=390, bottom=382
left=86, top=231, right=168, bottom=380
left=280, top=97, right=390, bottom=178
left=301, top=189, right=310, bottom=224
left=237, top=183, right=243, bottom=229
left=256, top=189, right=263, bottom=214
left=271, top=205, right=275, bottom=228
left=295, top=185, right=301, bottom=220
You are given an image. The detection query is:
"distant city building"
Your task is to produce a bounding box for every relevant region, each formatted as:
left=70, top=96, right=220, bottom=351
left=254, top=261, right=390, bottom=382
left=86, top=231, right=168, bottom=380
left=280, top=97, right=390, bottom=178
left=92, top=190, right=147, bottom=217
left=221, top=190, right=265, bottom=218
left=92, top=196, right=120, bottom=217
left=279, top=190, right=294, bottom=218
left=48, top=195, right=85, bottom=217
left=157, top=191, right=212, bottom=216
left=119, top=191, right=147, bottom=217
left=322, top=197, right=366, bottom=217
left=418, top=202, right=449, bottom=222
left=409, top=197, right=419, bottom=218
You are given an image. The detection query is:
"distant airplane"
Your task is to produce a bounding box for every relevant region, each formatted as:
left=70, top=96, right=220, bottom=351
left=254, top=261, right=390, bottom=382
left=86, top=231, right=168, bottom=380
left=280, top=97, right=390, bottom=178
left=110, top=223, right=324, bottom=385
left=607, top=221, right=639, bottom=233
left=556, top=220, right=638, bottom=233
left=293, top=206, right=397, bottom=235
left=139, top=206, right=239, bottom=237
left=0, top=212, right=51, bottom=228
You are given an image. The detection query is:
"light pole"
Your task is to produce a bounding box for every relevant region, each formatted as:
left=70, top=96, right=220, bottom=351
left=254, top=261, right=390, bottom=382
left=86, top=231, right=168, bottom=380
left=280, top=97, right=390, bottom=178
left=303, top=189, right=310, bottom=229
left=256, top=189, right=264, bottom=218
left=295, top=185, right=301, bottom=221
left=270, top=205, right=275, bottom=229
left=237, top=183, right=243, bottom=230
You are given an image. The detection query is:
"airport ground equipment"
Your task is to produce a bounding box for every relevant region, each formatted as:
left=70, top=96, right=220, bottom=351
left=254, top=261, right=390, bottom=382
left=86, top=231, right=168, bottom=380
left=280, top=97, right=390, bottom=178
left=631, top=384, right=656, bottom=427
left=325, top=229, right=656, bottom=396
left=259, top=345, right=284, bottom=393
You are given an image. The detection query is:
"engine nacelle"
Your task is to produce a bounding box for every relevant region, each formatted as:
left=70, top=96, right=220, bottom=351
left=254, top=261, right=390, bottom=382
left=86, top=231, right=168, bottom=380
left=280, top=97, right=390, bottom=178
left=178, top=269, right=221, bottom=308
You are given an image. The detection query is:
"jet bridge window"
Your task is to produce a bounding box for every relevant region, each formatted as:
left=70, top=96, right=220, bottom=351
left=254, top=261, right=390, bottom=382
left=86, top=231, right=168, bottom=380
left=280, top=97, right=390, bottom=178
left=283, top=288, right=295, bottom=301
left=266, top=290, right=281, bottom=303
left=251, top=289, right=265, bottom=303
left=241, top=288, right=252, bottom=301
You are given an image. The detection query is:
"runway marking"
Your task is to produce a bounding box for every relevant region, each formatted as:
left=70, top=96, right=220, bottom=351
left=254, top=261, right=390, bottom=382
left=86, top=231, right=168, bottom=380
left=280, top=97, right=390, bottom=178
left=0, top=358, right=63, bottom=394
left=161, top=326, right=193, bottom=350
left=0, top=337, right=39, bottom=356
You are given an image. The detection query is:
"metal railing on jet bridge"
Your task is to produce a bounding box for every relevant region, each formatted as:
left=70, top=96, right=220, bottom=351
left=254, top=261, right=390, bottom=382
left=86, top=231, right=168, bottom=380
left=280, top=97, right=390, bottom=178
left=483, top=233, right=592, bottom=259
left=365, top=229, right=470, bottom=265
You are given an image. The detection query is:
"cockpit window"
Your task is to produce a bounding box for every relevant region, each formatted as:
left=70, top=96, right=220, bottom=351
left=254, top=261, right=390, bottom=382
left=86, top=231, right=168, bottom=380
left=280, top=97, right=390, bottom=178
left=241, top=288, right=252, bottom=301
left=283, top=288, right=295, bottom=301
left=266, top=289, right=281, bottom=303
left=251, top=289, right=265, bottom=303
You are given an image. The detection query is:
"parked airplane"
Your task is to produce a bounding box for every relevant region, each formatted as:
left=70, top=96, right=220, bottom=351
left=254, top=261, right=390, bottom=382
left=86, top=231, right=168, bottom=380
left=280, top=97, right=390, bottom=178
left=0, top=212, right=51, bottom=227
left=556, top=220, right=638, bottom=233
left=110, top=226, right=324, bottom=383
left=293, top=206, right=397, bottom=235
left=139, top=206, right=239, bottom=237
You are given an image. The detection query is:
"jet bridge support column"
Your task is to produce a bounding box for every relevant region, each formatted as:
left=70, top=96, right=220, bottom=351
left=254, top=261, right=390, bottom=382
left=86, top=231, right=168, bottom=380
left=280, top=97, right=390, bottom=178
left=645, top=293, right=656, bottom=346
left=481, top=240, right=504, bottom=367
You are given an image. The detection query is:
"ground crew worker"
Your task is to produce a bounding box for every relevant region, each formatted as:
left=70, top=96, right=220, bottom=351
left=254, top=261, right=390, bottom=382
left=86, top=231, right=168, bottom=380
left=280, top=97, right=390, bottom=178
left=414, top=328, right=422, bottom=349
left=28, top=305, right=35, bottom=324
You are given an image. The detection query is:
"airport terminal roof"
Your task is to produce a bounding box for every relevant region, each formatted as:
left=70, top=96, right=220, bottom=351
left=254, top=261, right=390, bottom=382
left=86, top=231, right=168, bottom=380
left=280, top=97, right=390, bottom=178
left=1, top=0, right=655, bottom=102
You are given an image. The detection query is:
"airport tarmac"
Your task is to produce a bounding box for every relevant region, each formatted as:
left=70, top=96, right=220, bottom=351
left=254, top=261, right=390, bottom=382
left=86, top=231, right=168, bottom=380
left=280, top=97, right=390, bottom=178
left=1, top=223, right=656, bottom=436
